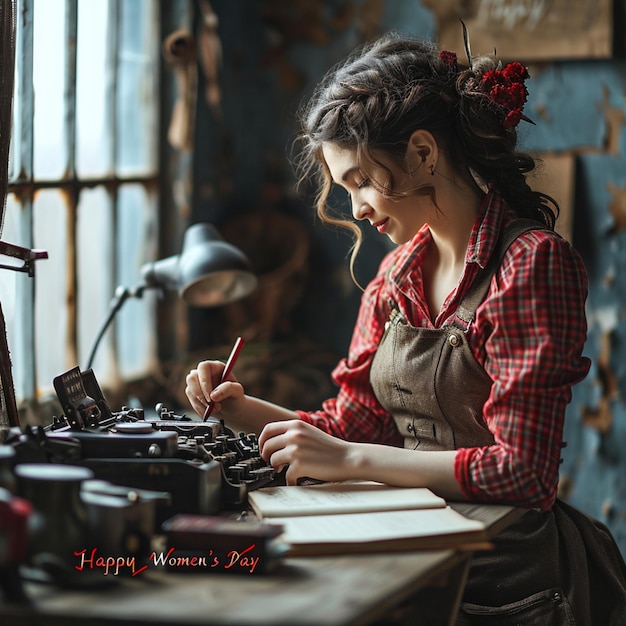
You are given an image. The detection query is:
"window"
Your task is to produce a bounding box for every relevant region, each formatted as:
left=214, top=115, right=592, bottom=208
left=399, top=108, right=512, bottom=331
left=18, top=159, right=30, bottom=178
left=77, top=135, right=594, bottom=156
left=2, top=0, right=162, bottom=408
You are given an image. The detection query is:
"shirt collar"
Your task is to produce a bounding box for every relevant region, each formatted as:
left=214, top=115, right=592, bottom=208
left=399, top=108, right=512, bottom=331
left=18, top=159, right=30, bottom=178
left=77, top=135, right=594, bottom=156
left=466, top=188, right=507, bottom=270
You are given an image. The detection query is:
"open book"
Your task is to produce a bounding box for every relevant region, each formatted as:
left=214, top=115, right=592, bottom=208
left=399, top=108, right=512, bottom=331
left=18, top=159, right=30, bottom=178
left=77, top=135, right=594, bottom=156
left=247, top=480, right=446, bottom=518
left=248, top=481, right=490, bottom=556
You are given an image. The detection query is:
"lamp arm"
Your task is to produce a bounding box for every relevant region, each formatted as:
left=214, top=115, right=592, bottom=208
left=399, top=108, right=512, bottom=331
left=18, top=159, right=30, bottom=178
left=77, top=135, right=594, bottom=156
left=85, top=283, right=150, bottom=371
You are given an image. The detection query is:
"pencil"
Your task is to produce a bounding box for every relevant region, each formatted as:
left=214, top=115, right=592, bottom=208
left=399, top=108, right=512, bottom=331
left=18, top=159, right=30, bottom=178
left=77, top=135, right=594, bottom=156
left=203, top=336, right=245, bottom=421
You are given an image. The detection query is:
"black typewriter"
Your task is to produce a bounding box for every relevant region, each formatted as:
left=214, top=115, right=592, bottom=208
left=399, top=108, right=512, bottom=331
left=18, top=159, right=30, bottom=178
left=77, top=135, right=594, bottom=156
left=8, top=366, right=281, bottom=528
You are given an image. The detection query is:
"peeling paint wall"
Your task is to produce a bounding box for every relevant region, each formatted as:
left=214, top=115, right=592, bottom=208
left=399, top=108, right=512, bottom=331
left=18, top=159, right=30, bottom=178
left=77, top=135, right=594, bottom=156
left=527, top=66, right=626, bottom=553
left=193, top=1, right=626, bottom=554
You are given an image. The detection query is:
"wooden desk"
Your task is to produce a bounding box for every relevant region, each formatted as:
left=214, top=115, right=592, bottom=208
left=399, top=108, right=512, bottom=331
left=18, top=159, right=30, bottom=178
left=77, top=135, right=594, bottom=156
left=0, top=505, right=523, bottom=626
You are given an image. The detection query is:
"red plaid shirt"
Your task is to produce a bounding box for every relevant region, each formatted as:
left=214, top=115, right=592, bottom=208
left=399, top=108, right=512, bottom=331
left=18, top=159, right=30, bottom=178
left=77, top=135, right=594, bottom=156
left=298, top=190, right=590, bottom=512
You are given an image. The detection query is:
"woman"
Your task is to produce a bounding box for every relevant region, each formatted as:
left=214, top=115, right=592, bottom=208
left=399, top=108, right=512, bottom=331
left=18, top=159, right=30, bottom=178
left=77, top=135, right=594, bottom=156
left=186, top=33, right=626, bottom=624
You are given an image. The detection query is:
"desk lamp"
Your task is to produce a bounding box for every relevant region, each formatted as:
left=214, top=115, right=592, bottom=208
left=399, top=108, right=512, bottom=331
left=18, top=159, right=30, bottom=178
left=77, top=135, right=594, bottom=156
left=85, top=223, right=257, bottom=370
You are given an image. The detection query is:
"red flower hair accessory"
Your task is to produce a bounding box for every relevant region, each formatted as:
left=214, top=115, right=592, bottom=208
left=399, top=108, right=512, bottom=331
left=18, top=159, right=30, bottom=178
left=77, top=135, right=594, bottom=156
left=439, top=50, right=458, bottom=67
left=479, top=61, right=531, bottom=128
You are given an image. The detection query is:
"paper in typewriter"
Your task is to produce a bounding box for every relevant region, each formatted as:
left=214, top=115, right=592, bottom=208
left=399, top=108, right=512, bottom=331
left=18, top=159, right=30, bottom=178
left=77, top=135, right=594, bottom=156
left=247, top=480, right=446, bottom=518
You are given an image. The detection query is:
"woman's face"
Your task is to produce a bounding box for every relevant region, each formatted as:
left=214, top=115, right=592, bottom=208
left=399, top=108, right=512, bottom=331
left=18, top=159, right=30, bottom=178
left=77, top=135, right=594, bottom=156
left=321, top=142, right=432, bottom=245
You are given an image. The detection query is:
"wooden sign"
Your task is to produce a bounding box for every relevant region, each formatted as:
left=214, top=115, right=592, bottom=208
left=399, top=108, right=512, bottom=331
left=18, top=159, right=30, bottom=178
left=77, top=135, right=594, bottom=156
left=426, top=0, right=613, bottom=61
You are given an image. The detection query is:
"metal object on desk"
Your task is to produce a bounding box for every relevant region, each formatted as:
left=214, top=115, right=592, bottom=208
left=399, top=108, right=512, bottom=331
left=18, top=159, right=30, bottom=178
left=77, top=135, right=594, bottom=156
left=14, top=463, right=94, bottom=585
left=6, top=366, right=280, bottom=528
left=80, top=479, right=167, bottom=566
left=0, top=364, right=285, bottom=594
left=80, top=457, right=222, bottom=528
left=13, top=464, right=166, bottom=588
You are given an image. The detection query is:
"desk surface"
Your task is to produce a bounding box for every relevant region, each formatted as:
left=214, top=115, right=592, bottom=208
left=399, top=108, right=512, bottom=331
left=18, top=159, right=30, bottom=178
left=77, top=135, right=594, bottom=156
left=0, top=504, right=523, bottom=626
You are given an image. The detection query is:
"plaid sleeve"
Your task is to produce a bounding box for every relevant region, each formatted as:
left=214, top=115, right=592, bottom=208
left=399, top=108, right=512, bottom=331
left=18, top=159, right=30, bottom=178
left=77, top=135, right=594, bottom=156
left=455, top=230, right=591, bottom=511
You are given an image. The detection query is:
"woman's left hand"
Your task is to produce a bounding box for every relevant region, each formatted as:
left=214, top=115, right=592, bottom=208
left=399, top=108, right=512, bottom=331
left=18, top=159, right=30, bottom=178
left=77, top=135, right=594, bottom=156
left=258, top=420, right=351, bottom=485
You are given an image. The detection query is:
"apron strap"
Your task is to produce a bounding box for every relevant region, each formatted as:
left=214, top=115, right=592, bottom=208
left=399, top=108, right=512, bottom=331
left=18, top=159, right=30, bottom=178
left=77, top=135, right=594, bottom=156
left=452, top=218, right=549, bottom=331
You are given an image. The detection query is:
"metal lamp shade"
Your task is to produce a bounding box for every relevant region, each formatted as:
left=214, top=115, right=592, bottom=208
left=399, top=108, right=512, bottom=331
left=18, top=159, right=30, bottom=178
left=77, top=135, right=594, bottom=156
left=141, top=224, right=257, bottom=307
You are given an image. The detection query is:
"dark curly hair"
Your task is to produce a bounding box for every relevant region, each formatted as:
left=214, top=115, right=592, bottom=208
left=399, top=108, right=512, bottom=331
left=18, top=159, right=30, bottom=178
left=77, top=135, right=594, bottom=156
left=294, top=32, right=557, bottom=277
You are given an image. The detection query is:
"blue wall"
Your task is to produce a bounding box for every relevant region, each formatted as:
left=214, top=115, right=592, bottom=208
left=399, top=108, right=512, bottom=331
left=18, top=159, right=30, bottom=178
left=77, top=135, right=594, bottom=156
left=520, top=57, right=626, bottom=554
left=193, top=0, right=626, bottom=554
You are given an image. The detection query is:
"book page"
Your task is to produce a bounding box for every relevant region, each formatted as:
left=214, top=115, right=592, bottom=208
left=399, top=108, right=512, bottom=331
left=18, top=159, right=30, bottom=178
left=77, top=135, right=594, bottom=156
left=248, top=481, right=446, bottom=518
left=273, top=507, right=486, bottom=547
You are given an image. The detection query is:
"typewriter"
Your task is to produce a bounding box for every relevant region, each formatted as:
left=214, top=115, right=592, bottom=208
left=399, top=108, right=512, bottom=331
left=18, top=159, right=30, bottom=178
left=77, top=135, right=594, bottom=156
left=9, top=366, right=281, bottom=528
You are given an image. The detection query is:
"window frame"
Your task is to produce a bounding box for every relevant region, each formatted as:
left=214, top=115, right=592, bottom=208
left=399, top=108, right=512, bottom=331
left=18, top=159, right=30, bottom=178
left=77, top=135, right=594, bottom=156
left=3, top=0, right=188, bottom=418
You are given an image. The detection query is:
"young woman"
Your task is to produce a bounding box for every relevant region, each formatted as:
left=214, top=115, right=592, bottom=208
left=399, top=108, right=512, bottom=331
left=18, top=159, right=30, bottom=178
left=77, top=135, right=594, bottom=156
left=185, top=32, right=626, bottom=624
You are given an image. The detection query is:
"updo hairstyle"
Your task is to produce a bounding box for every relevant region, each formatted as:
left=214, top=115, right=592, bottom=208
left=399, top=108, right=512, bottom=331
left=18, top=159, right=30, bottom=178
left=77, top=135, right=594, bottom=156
left=294, top=32, right=557, bottom=266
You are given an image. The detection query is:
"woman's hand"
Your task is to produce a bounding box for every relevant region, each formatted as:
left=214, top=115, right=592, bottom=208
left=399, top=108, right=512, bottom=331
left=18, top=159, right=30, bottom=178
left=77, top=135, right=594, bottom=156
left=258, top=420, right=353, bottom=485
left=185, top=359, right=246, bottom=419
left=258, top=420, right=465, bottom=500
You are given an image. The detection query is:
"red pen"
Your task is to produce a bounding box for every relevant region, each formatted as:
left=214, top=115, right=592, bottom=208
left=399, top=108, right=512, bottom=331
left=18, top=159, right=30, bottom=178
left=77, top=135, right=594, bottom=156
left=203, top=336, right=245, bottom=421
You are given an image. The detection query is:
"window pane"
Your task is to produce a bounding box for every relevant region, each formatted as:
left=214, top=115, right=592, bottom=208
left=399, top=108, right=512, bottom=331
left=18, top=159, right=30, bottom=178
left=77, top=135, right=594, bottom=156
left=76, top=0, right=113, bottom=178
left=77, top=187, right=114, bottom=378
left=9, top=0, right=162, bottom=409
left=10, top=0, right=31, bottom=183
left=33, top=0, right=68, bottom=180
left=8, top=20, right=18, bottom=183
left=33, top=190, right=69, bottom=389
left=8, top=115, right=16, bottom=182
left=116, top=0, right=159, bottom=177
left=116, top=184, right=157, bottom=379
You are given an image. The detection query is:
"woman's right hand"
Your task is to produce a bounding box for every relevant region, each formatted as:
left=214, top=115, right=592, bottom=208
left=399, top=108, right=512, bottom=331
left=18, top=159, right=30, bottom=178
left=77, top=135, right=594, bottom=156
left=185, top=359, right=246, bottom=419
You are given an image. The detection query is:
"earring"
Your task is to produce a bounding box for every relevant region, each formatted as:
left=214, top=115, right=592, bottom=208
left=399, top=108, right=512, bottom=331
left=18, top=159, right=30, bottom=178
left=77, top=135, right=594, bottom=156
left=429, top=164, right=435, bottom=176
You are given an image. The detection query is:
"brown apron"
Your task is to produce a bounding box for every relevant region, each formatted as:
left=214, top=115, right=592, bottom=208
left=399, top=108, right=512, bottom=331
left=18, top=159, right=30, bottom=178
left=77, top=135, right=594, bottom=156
left=370, top=220, right=626, bottom=624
